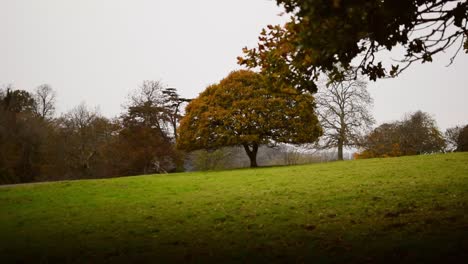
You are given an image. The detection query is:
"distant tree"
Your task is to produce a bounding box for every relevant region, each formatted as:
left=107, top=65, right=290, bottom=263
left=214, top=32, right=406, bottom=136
left=357, top=123, right=403, bottom=159
left=1, top=88, right=36, bottom=113
left=445, top=126, right=463, bottom=152
left=457, top=125, right=468, bottom=152
left=315, top=75, right=374, bottom=160
left=117, top=107, right=177, bottom=175
left=239, top=0, right=468, bottom=92
left=127, top=81, right=189, bottom=141
left=177, top=70, right=322, bottom=168
left=33, top=84, right=56, bottom=119
left=116, top=81, right=183, bottom=175
left=358, top=111, right=445, bottom=158
left=399, top=111, right=446, bottom=154
left=0, top=88, right=45, bottom=183
left=128, top=80, right=171, bottom=139
left=162, top=87, right=191, bottom=142
left=57, top=104, right=115, bottom=179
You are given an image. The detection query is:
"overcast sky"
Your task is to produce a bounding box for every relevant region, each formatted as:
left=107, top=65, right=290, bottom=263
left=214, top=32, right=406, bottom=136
left=1, top=0, right=467, bottom=130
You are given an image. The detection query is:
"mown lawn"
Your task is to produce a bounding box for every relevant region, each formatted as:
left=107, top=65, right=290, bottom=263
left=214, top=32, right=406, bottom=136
left=0, top=153, right=467, bottom=263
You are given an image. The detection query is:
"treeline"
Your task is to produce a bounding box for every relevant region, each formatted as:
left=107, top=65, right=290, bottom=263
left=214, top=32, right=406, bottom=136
left=1, top=81, right=467, bottom=185
left=0, top=82, right=188, bottom=184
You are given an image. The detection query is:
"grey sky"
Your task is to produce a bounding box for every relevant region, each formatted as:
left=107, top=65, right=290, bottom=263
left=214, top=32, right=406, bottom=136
left=1, top=0, right=467, bottom=130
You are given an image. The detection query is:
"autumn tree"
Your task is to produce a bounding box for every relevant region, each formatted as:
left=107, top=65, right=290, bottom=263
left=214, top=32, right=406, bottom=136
left=239, top=0, right=468, bottom=92
left=115, top=81, right=184, bottom=175
left=398, top=111, right=446, bottom=154
left=117, top=107, right=177, bottom=175
left=358, top=123, right=405, bottom=159
left=177, top=70, right=322, bottom=168
left=315, top=75, right=374, bottom=160
left=56, top=104, right=115, bottom=179
left=358, top=111, right=445, bottom=158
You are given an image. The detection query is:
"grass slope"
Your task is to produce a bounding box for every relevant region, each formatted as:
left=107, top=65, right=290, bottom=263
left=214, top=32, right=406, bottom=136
left=0, top=153, right=467, bottom=263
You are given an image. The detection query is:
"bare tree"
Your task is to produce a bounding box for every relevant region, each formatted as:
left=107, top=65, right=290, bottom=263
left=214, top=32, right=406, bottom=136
left=34, top=84, right=56, bottom=119
left=315, top=76, right=375, bottom=160
left=130, top=80, right=165, bottom=107
left=59, top=103, right=112, bottom=178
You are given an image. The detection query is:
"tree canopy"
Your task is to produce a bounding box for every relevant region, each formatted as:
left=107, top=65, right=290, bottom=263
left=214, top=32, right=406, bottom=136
left=239, top=0, right=468, bottom=92
left=177, top=70, right=322, bottom=167
left=358, top=111, right=445, bottom=158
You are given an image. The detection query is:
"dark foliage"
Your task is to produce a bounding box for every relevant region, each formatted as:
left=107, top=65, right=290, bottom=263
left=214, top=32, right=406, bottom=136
left=240, top=0, right=468, bottom=92
left=0, top=83, right=187, bottom=184
left=457, top=125, right=468, bottom=151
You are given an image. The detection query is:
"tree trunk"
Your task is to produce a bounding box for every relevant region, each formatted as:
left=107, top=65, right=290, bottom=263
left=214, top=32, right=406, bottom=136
left=243, top=143, right=259, bottom=168
left=337, top=139, right=344, bottom=161
left=338, top=113, right=346, bottom=161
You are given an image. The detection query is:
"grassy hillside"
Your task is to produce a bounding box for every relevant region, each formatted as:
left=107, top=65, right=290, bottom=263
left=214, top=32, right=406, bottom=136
left=1, top=153, right=467, bottom=263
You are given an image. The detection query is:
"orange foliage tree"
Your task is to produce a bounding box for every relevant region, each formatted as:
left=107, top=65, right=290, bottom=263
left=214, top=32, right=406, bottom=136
left=177, top=70, right=322, bottom=168
left=357, top=111, right=445, bottom=159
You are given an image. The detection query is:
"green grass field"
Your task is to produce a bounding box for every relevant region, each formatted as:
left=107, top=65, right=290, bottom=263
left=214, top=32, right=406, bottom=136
left=1, top=153, right=467, bottom=263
